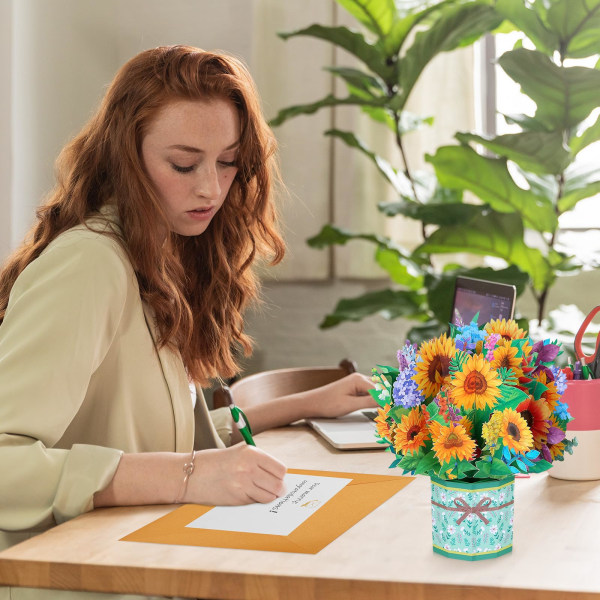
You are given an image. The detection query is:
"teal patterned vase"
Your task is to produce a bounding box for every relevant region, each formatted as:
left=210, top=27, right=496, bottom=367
left=430, top=475, right=515, bottom=561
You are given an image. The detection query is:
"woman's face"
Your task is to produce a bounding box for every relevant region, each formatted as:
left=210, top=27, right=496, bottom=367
left=141, top=98, right=240, bottom=236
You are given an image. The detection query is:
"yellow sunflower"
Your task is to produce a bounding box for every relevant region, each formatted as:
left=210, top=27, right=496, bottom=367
left=374, top=404, right=394, bottom=444
left=534, top=372, right=559, bottom=414
left=485, top=319, right=527, bottom=342
left=491, top=344, right=523, bottom=378
left=500, top=409, right=533, bottom=454
left=460, top=416, right=473, bottom=436
left=394, top=406, right=430, bottom=455
left=413, top=334, right=456, bottom=398
left=431, top=422, right=476, bottom=464
left=517, top=396, right=550, bottom=450
left=450, top=353, right=502, bottom=410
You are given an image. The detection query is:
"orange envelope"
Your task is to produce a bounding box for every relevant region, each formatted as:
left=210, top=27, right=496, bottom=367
left=121, top=468, right=413, bottom=554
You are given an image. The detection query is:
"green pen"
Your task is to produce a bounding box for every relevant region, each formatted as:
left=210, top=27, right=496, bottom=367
left=230, top=404, right=256, bottom=446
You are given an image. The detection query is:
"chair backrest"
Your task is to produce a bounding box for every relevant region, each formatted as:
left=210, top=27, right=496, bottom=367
left=212, top=359, right=357, bottom=409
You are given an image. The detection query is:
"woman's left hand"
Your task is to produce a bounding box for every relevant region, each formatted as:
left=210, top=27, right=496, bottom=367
left=302, top=372, right=377, bottom=418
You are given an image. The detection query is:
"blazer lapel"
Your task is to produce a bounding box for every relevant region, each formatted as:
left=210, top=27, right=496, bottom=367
left=141, top=303, right=194, bottom=452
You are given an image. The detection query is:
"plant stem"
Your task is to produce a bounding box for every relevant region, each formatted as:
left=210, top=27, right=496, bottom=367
left=392, top=112, right=427, bottom=241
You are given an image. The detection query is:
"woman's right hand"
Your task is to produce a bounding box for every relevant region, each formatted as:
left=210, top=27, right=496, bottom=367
left=186, top=444, right=287, bottom=506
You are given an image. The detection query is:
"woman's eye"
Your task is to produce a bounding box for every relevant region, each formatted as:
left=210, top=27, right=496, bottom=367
left=171, top=163, right=195, bottom=174
left=219, top=160, right=237, bottom=168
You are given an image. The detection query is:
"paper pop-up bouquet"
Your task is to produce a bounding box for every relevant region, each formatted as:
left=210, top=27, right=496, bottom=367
left=371, top=317, right=577, bottom=560
left=371, top=318, right=576, bottom=481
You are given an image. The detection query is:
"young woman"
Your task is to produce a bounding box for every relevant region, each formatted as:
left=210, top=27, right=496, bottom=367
left=0, top=45, right=374, bottom=599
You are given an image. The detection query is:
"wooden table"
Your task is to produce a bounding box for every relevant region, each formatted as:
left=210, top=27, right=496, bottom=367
left=1, top=425, right=600, bottom=599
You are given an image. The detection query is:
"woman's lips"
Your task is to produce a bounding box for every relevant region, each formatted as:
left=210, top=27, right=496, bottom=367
left=186, top=206, right=216, bottom=220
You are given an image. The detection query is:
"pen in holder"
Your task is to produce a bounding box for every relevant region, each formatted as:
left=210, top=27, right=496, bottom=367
left=550, top=379, right=600, bottom=481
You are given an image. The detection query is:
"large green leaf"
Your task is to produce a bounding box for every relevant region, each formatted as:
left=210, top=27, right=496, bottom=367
left=278, top=25, right=391, bottom=80
left=570, top=113, right=600, bottom=155
left=416, top=211, right=554, bottom=291
left=398, top=3, right=502, bottom=108
left=426, top=145, right=559, bottom=233
left=319, top=288, right=428, bottom=328
left=494, top=0, right=558, bottom=54
left=545, top=0, right=600, bottom=59
left=335, top=0, right=396, bottom=37
left=269, top=93, right=387, bottom=128
left=383, top=1, right=454, bottom=56
left=498, top=48, right=600, bottom=130
left=325, top=67, right=386, bottom=98
left=558, top=163, right=600, bottom=212
left=456, top=131, right=571, bottom=175
left=325, top=129, right=414, bottom=196
left=375, top=247, right=424, bottom=289
left=378, top=199, right=482, bottom=225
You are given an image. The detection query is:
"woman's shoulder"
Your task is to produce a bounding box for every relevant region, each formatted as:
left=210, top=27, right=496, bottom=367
left=43, top=214, right=131, bottom=274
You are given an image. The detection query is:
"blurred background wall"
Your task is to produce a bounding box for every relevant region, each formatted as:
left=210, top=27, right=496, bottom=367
left=1, top=0, right=597, bottom=385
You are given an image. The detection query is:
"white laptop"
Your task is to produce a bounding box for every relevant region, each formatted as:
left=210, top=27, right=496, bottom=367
left=306, top=276, right=517, bottom=450
left=305, top=408, right=381, bottom=450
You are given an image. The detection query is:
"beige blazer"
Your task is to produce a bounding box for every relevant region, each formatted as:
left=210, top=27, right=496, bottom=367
left=0, top=216, right=232, bottom=600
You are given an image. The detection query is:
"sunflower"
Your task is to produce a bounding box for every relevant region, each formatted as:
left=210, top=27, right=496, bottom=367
left=535, top=371, right=559, bottom=414
left=374, top=404, right=394, bottom=444
left=431, top=422, right=476, bottom=464
left=460, top=416, right=473, bottom=436
left=517, top=396, right=550, bottom=450
left=450, top=353, right=502, bottom=410
left=485, top=319, right=527, bottom=342
left=413, top=334, right=455, bottom=398
left=491, top=344, right=523, bottom=378
left=500, top=409, right=533, bottom=454
left=394, top=406, right=429, bottom=455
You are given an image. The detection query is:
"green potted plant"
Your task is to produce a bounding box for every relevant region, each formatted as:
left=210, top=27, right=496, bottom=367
left=271, top=0, right=600, bottom=345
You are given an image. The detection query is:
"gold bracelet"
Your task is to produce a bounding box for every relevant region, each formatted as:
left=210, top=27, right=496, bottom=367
left=174, top=450, right=197, bottom=504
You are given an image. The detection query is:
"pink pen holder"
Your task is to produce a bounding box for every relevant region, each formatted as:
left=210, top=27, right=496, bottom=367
left=550, top=379, right=600, bottom=481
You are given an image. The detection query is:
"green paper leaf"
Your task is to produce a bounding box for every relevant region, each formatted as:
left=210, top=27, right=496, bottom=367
left=529, top=459, right=552, bottom=473
left=426, top=145, right=558, bottom=233
left=414, top=450, right=439, bottom=476
left=389, top=405, right=411, bottom=424
left=456, top=131, right=571, bottom=175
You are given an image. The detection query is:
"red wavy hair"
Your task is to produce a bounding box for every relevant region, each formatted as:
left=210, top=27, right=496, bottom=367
left=0, top=45, right=285, bottom=384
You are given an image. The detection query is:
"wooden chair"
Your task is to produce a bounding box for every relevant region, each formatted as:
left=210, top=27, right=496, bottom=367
left=212, top=359, right=358, bottom=409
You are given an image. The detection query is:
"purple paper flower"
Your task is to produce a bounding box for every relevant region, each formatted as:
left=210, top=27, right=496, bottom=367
left=533, top=340, right=561, bottom=365
left=550, top=366, right=567, bottom=395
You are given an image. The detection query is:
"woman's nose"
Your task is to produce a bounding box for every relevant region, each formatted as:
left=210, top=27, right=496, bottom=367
left=194, top=164, right=221, bottom=199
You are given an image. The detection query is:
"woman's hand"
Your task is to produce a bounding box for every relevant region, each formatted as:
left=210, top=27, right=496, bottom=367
left=239, top=372, right=377, bottom=436
left=186, top=445, right=287, bottom=505
left=303, top=372, right=377, bottom=418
